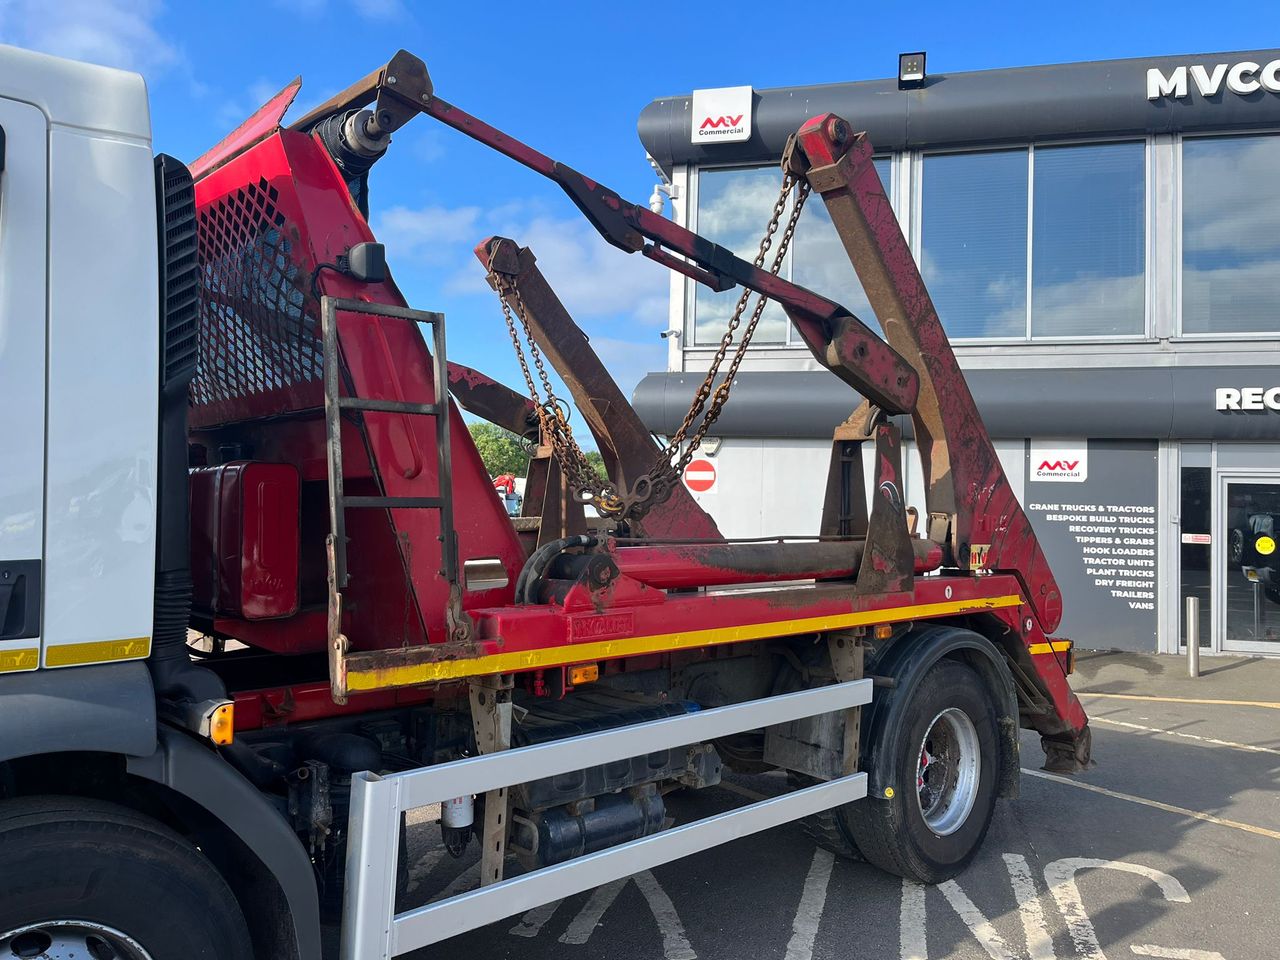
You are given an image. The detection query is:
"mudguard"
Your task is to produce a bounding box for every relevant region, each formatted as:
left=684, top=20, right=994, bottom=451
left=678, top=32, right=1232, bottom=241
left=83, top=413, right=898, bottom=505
left=127, top=726, right=321, bottom=960
left=862, top=625, right=1020, bottom=801
left=0, top=661, right=156, bottom=763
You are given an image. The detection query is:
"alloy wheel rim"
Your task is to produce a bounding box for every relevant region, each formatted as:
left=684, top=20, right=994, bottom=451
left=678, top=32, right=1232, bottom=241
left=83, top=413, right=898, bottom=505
left=1, top=920, right=154, bottom=960
left=915, top=706, right=981, bottom=836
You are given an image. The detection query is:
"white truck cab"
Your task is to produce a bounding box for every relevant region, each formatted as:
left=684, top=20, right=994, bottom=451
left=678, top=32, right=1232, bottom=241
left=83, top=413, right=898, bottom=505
left=0, top=45, right=160, bottom=675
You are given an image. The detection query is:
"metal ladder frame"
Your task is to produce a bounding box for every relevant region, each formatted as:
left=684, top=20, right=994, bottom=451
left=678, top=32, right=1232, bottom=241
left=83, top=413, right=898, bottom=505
left=321, top=295, right=464, bottom=703
left=339, top=678, right=872, bottom=959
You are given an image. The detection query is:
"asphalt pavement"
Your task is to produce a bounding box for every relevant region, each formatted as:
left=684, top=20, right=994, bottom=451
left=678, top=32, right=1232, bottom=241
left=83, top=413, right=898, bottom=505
left=324, top=651, right=1280, bottom=960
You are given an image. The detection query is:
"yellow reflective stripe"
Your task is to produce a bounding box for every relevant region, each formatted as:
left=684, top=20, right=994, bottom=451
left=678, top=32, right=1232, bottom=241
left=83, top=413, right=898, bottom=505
left=0, top=647, right=39, bottom=672
left=346, top=594, right=1024, bottom=692
left=44, top=637, right=151, bottom=668
left=1028, top=640, right=1072, bottom=655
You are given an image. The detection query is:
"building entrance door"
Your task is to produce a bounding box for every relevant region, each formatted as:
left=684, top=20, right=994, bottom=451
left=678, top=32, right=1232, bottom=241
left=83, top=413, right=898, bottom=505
left=1219, top=476, right=1280, bottom=653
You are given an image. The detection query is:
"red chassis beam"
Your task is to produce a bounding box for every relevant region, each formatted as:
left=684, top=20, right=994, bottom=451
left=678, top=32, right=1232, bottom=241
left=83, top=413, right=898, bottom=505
left=338, top=569, right=1087, bottom=739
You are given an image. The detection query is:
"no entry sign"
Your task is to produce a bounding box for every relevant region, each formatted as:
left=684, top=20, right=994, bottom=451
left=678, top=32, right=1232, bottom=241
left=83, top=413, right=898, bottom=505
left=683, top=458, right=717, bottom=494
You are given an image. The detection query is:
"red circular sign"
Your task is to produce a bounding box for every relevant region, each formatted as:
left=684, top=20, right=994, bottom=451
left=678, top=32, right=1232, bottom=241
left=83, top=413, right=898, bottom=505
left=683, top=458, right=717, bottom=493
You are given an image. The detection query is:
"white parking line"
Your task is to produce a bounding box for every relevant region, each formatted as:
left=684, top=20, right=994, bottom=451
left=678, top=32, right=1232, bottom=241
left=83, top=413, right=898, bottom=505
left=1023, top=768, right=1280, bottom=840
left=1078, top=692, right=1280, bottom=709
left=1131, top=946, right=1227, bottom=960
left=937, top=879, right=1018, bottom=960
left=1046, top=858, right=1189, bottom=960
left=632, top=871, right=697, bottom=960
left=1002, top=854, right=1055, bottom=960
left=1090, top=715, right=1280, bottom=755
left=784, top=849, right=834, bottom=960
left=899, top=880, right=927, bottom=960
left=560, top=879, right=626, bottom=944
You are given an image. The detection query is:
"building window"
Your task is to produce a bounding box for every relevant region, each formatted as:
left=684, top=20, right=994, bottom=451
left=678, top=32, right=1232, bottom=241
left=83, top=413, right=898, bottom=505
left=920, top=149, right=1029, bottom=339
left=692, top=166, right=791, bottom=346
left=1182, top=134, right=1280, bottom=335
left=1032, top=143, right=1145, bottom=337
left=920, top=142, right=1146, bottom=340
left=791, top=157, right=892, bottom=326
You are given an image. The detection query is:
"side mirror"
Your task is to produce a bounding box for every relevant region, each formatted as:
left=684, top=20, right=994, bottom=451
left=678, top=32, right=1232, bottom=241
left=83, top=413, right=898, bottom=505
left=341, top=241, right=386, bottom=283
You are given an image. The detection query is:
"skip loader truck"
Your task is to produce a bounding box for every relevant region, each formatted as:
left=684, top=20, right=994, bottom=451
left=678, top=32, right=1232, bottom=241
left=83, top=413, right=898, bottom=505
left=0, top=45, right=1091, bottom=960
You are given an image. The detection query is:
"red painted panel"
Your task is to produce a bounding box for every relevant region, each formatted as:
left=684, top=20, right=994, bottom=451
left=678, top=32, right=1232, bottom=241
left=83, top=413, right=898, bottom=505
left=189, top=461, right=300, bottom=620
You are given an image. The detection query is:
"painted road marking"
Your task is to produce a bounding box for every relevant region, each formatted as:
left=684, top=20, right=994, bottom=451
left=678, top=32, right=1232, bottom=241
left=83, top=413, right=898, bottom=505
left=937, top=879, right=1018, bottom=960
left=509, top=898, right=561, bottom=938
left=1078, top=691, right=1280, bottom=710
left=1003, top=854, right=1055, bottom=960
left=1090, top=715, right=1280, bottom=755
left=1045, top=858, right=1189, bottom=960
left=900, top=856, right=1211, bottom=960
left=899, top=879, right=927, bottom=960
left=1023, top=768, right=1280, bottom=840
left=510, top=870, right=695, bottom=958
left=560, top=879, right=625, bottom=944
left=1131, top=946, right=1227, bottom=960
left=632, top=870, right=697, bottom=960
left=784, top=849, right=834, bottom=960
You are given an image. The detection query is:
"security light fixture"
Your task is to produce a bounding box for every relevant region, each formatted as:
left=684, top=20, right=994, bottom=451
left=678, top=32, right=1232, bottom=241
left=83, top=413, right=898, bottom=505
left=899, top=51, right=926, bottom=90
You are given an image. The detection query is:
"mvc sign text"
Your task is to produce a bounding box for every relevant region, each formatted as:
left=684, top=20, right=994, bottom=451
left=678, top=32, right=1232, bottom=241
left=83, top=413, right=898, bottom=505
left=1147, top=60, right=1280, bottom=100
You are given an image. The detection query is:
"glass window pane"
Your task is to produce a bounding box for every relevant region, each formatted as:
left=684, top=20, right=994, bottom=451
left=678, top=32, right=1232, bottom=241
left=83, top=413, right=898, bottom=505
left=693, top=167, right=789, bottom=345
left=1032, top=143, right=1145, bottom=337
left=921, top=150, right=1028, bottom=339
left=1182, top=134, right=1280, bottom=335
left=791, top=157, right=892, bottom=327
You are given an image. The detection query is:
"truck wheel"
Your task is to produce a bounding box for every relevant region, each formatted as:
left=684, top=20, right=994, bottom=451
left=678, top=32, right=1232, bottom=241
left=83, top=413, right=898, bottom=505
left=843, top=658, right=999, bottom=883
left=0, top=796, right=253, bottom=960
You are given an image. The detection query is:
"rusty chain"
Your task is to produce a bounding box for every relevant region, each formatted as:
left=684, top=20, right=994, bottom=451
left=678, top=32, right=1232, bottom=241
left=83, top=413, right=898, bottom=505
left=489, top=271, right=627, bottom=516
left=637, top=171, right=811, bottom=510
left=487, top=168, right=809, bottom=523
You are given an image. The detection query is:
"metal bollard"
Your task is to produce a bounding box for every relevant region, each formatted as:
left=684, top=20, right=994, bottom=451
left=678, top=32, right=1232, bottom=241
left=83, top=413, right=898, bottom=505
left=1185, top=596, right=1200, bottom=678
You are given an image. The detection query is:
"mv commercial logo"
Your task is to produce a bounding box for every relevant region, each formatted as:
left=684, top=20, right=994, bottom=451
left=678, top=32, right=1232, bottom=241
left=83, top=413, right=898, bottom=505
left=1147, top=59, right=1280, bottom=100
left=1031, top=441, right=1088, bottom=483
left=690, top=86, right=753, bottom=144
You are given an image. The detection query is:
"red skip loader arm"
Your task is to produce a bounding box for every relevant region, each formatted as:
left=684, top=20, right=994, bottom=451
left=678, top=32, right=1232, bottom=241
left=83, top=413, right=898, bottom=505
left=281, top=50, right=1082, bottom=744
left=790, top=118, right=1065, bottom=638
left=291, top=52, right=1061, bottom=637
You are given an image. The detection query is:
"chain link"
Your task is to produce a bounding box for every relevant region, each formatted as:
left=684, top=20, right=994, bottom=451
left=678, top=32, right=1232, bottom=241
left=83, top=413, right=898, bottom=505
left=490, top=271, right=628, bottom=517
left=486, top=168, right=808, bottom=523
left=641, top=172, right=810, bottom=508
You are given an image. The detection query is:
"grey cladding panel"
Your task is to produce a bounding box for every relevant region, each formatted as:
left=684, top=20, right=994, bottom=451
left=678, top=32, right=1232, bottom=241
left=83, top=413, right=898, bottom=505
left=633, top=367, right=1280, bottom=441
left=640, top=49, right=1280, bottom=175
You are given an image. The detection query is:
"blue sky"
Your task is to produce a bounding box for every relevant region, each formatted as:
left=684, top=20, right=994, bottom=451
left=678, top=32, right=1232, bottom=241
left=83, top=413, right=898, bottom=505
left=0, top=0, right=1267, bottom=408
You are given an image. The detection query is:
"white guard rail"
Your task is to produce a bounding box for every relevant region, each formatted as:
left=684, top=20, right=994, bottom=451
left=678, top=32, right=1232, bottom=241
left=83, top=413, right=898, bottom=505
left=340, top=678, right=872, bottom=959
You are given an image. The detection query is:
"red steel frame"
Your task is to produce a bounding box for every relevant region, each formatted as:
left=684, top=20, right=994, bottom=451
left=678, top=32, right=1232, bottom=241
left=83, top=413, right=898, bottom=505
left=191, top=51, right=1087, bottom=748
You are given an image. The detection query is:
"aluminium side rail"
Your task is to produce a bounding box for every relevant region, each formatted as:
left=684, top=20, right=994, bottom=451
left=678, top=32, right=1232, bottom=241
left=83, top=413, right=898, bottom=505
left=340, top=678, right=872, bottom=959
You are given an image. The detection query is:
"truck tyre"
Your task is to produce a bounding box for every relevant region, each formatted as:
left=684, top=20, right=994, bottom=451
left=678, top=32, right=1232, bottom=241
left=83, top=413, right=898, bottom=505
left=843, top=658, right=999, bottom=883
left=0, top=796, right=253, bottom=960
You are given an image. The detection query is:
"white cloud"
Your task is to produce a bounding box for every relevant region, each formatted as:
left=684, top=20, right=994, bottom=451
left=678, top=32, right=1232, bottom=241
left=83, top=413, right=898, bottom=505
left=373, top=199, right=671, bottom=399
left=0, top=0, right=176, bottom=74
left=376, top=204, right=484, bottom=264
left=215, top=76, right=293, bottom=132
left=1184, top=138, right=1280, bottom=256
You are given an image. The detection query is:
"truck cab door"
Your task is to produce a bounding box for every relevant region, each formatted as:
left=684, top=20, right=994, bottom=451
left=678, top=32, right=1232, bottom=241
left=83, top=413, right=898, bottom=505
left=0, top=97, right=47, bottom=673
